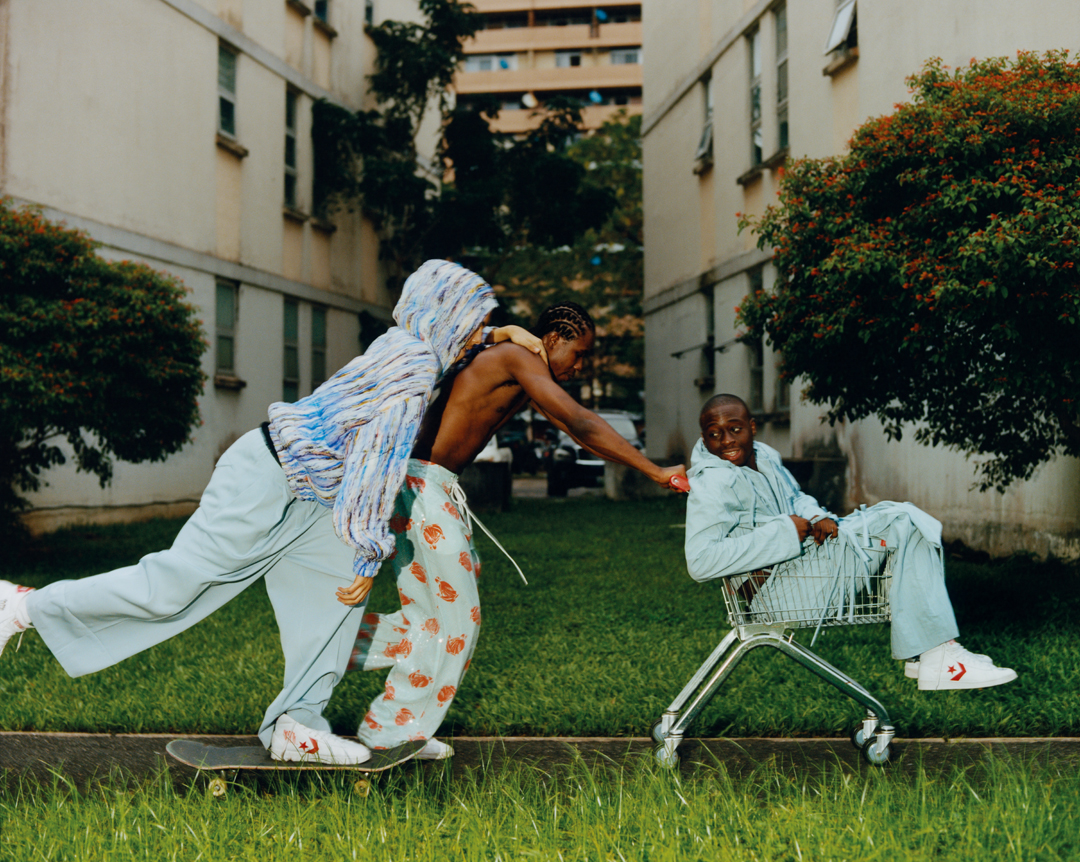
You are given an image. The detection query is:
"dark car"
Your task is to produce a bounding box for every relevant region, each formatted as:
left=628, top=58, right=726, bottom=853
left=546, top=410, right=644, bottom=496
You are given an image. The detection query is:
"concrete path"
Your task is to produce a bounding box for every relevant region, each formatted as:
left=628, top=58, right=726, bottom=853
left=3, top=732, right=1078, bottom=790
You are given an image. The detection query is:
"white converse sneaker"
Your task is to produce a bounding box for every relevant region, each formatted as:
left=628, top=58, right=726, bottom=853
left=416, top=738, right=454, bottom=760
left=904, top=642, right=991, bottom=679
left=917, top=641, right=1017, bottom=691
left=270, top=714, right=372, bottom=765
left=0, top=581, right=33, bottom=658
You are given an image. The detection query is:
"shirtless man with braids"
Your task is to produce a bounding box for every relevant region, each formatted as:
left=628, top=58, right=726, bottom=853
left=338, top=301, right=687, bottom=758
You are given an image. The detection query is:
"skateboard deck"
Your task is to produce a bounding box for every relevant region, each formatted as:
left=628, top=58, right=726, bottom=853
left=166, top=738, right=426, bottom=773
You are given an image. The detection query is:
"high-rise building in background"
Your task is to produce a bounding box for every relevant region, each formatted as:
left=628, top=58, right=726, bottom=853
left=456, top=1, right=643, bottom=133
left=0, top=0, right=419, bottom=533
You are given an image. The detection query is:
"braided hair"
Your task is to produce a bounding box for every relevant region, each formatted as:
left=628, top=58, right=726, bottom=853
left=533, top=301, right=595, bottom=342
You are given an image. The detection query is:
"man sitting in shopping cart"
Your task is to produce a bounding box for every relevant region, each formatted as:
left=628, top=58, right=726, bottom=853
left=684, top=394, right=1017, bottom=691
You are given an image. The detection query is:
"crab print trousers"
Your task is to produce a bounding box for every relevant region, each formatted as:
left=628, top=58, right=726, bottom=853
left=349, top=459, right=481, bottom=748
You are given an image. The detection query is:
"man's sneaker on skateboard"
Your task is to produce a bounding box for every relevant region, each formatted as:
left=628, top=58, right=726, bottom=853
left=917, top=641, right=1017, bottom=691
left=270, top=714, right=372, bottom=765
left=417, top=738, right=454, bottom=760
left=0, top=581, right=34, bottom=658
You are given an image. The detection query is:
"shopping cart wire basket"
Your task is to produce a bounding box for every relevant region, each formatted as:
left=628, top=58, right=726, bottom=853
left=652, top=543, right=896, bottom=767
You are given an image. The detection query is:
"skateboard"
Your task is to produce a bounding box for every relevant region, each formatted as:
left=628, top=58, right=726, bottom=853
left=166, top=738, right=426, bottom=795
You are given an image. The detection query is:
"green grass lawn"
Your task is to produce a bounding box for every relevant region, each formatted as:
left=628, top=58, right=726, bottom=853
left=2, top=756, right=1077, bottom=861
left=1, top=496, right=1076, bottom=739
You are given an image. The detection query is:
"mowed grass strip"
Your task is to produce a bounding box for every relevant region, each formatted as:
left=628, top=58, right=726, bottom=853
left=1, top=755, right=1078, bottom=862
left=1, top=496, right=1076, bottom=738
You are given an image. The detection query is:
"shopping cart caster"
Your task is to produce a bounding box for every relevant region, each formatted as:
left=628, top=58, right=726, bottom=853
left=850, top=726, right=867, bottom=750
left=861, top=735, right=892, bottom=766
left=650, top=719, right=666, bottom=745
left=653, top=744, right=680, bottom=769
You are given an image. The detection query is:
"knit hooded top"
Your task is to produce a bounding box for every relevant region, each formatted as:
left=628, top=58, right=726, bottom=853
left=266, top=260, right=497, bottom=579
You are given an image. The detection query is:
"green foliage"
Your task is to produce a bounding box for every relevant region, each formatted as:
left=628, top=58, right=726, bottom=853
left=738, top=52, right=1080, bottom=490
left=0, top=200, right=206, bottom=534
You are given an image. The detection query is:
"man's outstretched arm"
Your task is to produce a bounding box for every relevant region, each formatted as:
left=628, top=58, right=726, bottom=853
left=506, top=347, right=685, bottom=486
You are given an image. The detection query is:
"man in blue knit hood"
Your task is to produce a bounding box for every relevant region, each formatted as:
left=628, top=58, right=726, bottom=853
left=0, top=260, right=542, bottom=766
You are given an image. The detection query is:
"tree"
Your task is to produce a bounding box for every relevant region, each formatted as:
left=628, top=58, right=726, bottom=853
left=738, top=52, right=1080, bottom=490
left=479, top=112, right=644, bottom=411
left=0, top=200, right=207, bottom=536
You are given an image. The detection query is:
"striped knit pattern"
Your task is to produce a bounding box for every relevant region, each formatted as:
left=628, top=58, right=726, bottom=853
left=267, top=260, right=496, bottom=578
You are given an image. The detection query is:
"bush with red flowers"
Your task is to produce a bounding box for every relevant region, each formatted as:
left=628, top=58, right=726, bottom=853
left=739, top=52, right=1080, bottom=490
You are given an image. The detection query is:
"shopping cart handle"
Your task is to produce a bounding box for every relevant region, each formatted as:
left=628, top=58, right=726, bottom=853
left=669, top=475, right=690, bottom=493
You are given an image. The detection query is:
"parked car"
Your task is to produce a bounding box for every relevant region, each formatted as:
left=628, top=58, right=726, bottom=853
left=546, top=410, right=644, bottom=497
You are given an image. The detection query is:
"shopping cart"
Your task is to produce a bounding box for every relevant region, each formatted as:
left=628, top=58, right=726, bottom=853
left=651, top=543, right=897, bottom=767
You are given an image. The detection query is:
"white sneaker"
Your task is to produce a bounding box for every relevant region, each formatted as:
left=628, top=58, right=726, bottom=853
left=0, top=581, right=33, bottom=658
left=270, top=714, right=372, bottom=765
left=904, top=643, right=991, bottom=679
left=417, top=738, right=454, bottom=760
left=917, top=641, right=1017, bottom=691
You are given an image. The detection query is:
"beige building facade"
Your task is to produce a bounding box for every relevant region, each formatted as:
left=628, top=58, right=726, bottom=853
left=1, top=0, right=422, bottom=533
left=642, top=0, right=1080, bottom=559
left=456, top=0, right=643, bottom=133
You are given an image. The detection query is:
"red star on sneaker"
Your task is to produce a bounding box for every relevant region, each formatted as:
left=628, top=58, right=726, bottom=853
left=950, top=663, right=967, bottom=682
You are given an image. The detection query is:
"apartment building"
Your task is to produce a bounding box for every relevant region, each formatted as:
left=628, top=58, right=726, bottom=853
left=642, top=0, right=1080, bottom=558
left=1, top=0, right=420, bottom=533
left=456, top=1, right=643, bottom=133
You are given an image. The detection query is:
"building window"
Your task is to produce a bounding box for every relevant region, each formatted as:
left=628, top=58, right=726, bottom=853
left=314, top=0, right=329, bottom=24
left=311, top=306, right=328, bottom=390
left=364, top=0, right=373, bottom=26
left=556, top=50, right=583, bottom=68
left=216, top=280, right=238, bottom=374
left=775, top=3, right=789, bottom=152
left=694, top=74, right=714, bottom=172
left=610, top=47, right=641, bottom=65
left=284, top=90, right=298, bottom=208
left=218, top=44, right=238, bottom=138
left=825, top=0, right=857, bottom=54
left=748, top=29, right=762, bottom=166
left=283, top=299, right=300, bottom=402
left=464, top=53, right=517, bottom=72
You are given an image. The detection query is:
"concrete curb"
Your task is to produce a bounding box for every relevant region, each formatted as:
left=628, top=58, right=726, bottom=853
left=3, top=732, right=1080, bottom=789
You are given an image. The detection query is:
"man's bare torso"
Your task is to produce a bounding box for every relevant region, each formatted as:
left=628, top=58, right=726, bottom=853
left=410, top=343, right=534, bottom=475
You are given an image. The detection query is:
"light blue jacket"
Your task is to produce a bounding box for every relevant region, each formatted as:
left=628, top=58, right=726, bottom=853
left=684, top=439, right=831, bottom=584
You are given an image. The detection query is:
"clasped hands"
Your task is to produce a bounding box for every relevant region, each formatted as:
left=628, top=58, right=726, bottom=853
left=790, top=515, right=839, bottom=545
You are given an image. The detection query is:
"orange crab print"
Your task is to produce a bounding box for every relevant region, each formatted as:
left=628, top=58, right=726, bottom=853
left=470, top=606, right=481, bottom=625
left=388, top=514, right=412, bottom=535
left=464, top=659, right=471, bottom=671
left=406, top=475, right=426, bottom=492
left=442, top=501, right=461, bottom=520
left=398, top=587, right=415, bottom=606
left=363, top=711, right=382, bottom=731
left=423, top=524, right=445, bottom=549
left=395, top=708, right=415, bottom=726
left=408, top=671, right=433, bottom=688
left=384, top=638, right=412, bottom=659
left=392, top=623, right=408, bottom=635
left=410, top=561, right=427, bottom=583
left=459, top=552, right=473, bottom=573
left=355, top=628, right=371, bottom=641
left=363, top=612, right=380, bottom=626
left=421, top=617, right=440, bottom=635
left=436, top=579, right=458, bottom=603
left=384, top=682, right=395, bottom=701
left=442, top=482, right=453, bottom=496
left=437, top=685, right=456, bottom=705
left=446, top=635, right=466, bottom=655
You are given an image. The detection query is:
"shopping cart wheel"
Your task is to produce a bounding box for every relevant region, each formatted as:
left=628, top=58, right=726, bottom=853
left=861, top=736, right=892, bottom=766
left=650, top=719, right=666, bottom=745
left=850, top=726, right=867, bottom=750
left=653, top=745, right=679, bottom=769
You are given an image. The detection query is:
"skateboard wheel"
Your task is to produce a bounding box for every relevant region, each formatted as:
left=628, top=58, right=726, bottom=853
left=208, top=777, right=228, bottom=798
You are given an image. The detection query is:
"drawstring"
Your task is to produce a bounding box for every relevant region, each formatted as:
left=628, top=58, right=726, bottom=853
left=448, top=481, right=528, bottom=585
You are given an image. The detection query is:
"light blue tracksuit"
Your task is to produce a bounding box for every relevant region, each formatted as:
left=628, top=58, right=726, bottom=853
left=684, top=439, right=959, bottom=659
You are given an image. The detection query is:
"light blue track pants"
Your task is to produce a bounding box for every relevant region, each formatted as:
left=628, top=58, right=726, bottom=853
left=26, top=429, right=363, bottom=748
left=752, top=504, right=959, bottom=660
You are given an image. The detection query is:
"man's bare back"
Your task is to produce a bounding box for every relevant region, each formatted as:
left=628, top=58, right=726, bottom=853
left=411, top=343, right=539, bottom=474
